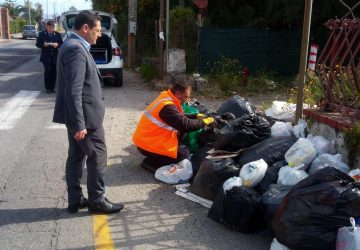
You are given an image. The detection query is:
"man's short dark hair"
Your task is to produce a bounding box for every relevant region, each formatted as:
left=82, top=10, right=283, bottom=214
left=46, top=20, right=54, bottom=26
left=74, top=10, right=102, bottom=30
left=170, top=75, right=192, bottom=93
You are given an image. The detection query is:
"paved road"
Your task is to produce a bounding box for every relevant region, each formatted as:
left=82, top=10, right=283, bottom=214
left=0, top=38, right=272, bottom=249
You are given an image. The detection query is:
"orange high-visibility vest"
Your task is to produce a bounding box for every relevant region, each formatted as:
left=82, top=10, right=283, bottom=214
left=132, top=89, right=183, bottom=158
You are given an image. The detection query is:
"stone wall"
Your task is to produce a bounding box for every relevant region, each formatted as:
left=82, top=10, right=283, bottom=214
left=304, top=109, right=360, bottom=168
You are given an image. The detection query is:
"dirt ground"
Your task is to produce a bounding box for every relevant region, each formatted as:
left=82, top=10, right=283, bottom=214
left=100, top=69, right=274, bottom=249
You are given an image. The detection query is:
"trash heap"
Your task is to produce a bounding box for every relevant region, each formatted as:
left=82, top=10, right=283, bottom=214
left=152, top=95, right=360, bottom=250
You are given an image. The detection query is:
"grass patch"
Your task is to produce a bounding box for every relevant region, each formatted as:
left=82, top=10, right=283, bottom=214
left=138, top=63, right=158, bottom=82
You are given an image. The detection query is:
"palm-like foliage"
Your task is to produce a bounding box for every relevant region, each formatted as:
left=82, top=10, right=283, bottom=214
left=0, top=0, right=23, bottom=19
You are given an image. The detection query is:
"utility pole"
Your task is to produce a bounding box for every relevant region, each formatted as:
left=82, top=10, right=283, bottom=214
left=165, top=0, right=169, bottom=74
left=128, top=0, right=137, bottom=69
left=28, top=0, right=31, bottom=25
left=295, top=0, right=313, bottom=124
left=159, top=0, right=164, bottom=77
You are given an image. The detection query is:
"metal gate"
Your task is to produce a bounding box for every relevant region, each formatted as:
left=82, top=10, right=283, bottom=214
left=316, top=2, right=360, bottom=118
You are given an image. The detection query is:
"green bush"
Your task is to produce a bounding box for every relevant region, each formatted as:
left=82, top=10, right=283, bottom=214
left=345, top=123, right=360, bottom=169
left=10, top=19, right=28, bottom=33
left=207, top=57, right=242, bottom=93
left=288, top=70, right=324, bottom=107
left=139, top=64, right=158, bottom=82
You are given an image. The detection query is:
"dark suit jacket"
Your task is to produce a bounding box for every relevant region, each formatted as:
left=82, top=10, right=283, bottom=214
left=36, top=30, right=63, bottom=64
left=53, top=33, right=105, bottom=132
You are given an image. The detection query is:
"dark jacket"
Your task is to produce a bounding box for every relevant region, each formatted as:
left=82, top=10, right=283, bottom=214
left=53, top=33, right=104, bottom=132
left=36, top=30, right=63, bottom=64
left=159, top=104, right=205, bottom=138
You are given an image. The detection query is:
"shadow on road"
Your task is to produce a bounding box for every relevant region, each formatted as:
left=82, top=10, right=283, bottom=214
left=0, top=207, right=89, bottom=226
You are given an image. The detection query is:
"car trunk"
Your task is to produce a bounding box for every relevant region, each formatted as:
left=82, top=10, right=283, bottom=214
left=90, top=34, right=112, bottom=64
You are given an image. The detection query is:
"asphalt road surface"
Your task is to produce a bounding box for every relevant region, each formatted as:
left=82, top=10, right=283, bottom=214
left=0, top=38, right=272, bottom=250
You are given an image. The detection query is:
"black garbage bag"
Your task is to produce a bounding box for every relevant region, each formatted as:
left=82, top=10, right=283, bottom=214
left=236, top=136, right=297, bottom=167
left=198, top=113, right=236, bottom=147
left=190, top=158, right=240, bottom=200
left=262, top=184, right=293, bottom=231
left=255, top=160, right=287, bottom=194
left=190, top=144, right=213, bottom=179
left=198, top=129, right=216, bottom=147
left=272, top=167, right=360, bottom=250
left=214, top=114, right=271, bottom=151
left=216, top=95, right=254, bottom=118
left=208, top=186, right=266, bottom=234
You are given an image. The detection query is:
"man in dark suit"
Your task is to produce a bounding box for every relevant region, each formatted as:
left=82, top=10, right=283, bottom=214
left=53, top=10, right=123, bottom=214
left=36, top=20, right=63, bottom=93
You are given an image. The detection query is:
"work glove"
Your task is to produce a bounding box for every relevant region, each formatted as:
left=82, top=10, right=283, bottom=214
left=203, top=117, right=215, bottom=125
left=196, top=113, right=206, bottom=119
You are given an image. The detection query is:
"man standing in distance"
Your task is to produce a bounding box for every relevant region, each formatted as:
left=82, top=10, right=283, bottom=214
left=36, top=20, right=63, bottom=93
left=53, top=10, right=123, bottom=214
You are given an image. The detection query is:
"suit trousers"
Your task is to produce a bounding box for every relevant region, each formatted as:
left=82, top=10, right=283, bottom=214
left=66, top=126, right=107, bottom=204
left=42, top=62, right=57, bottom=91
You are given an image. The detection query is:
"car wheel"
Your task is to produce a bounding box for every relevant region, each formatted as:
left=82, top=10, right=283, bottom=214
left=23, top=36, right=27, bottom=39
left=114, top=69, right=123, bottom=87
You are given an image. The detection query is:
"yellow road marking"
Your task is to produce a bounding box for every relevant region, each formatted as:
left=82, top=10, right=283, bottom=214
left=92, top=215, right=115, bottom=250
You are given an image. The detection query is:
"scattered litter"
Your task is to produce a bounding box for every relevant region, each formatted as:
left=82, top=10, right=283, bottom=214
left=175, top=184, right=213, bottom=208
left=205, top=148, right=244, bottom=159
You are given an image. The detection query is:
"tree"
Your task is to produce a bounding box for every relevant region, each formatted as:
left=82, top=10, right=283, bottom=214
left=34, top=3, right=43, bottom=23
left=0, top=0, right=23, bottom=19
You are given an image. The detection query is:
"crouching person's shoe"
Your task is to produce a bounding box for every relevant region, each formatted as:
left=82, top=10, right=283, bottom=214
left=88, top=198, right=124, bottom=214
left=68, top=196, right=89, bottom=214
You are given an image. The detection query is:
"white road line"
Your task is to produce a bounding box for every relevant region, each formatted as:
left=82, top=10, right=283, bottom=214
left=45, top=124, right=66, bottom=130
left=0, top=90, right=40, bottom=130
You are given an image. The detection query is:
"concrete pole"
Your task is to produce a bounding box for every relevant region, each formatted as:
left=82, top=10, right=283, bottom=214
left=295, top=0, right=313, bottom=124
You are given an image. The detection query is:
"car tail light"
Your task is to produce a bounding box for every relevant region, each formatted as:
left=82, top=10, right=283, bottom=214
left=113, top=47, right=121, bottom=56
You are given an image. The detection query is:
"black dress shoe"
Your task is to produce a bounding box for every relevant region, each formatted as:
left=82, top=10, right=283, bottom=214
left=68, top=196, right=89, bottom=214
left=88, top=198, right=124, bottom=214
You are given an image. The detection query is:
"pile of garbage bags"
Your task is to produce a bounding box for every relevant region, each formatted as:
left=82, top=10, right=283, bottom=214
left=151, top=96, right=359, bottom=250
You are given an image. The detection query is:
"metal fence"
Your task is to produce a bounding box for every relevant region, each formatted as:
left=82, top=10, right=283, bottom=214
left=316, top=15, right=360, bottom=118
left=198, top=27, right=302, bottom=75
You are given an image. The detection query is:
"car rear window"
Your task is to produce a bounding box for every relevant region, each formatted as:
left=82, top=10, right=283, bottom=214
left=66, top=14, right=111, bottom=30
left=24, top=26, right=36, bottom=30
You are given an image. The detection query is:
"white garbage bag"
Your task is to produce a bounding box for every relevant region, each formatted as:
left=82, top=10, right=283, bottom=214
left=293, top=119, right=307, bottom=138
left=155, top=159, right=193, bottom=184
left=239, top=159, right=268, bottom=187
left=277, top=165, right=309, bottom=186
left=270, top=238, right=290, bottom=250
left=223, top=176, right=243, bottom=193
left=307, top=134, right=336, bottom=155
left=336, top=217, right=360, bottom=250
left=308, top=153, right=350, bottom=175
left=271, top=121, right=293, bottom=137
left=348, top=169, right=360, bottom=182
left=265, top=101, right=296, bottom=122
left=285, top=138, right=317, bottom=168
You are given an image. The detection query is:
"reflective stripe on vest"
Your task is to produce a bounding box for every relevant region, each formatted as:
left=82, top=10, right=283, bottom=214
left=144, top=97, right=178, bottom=133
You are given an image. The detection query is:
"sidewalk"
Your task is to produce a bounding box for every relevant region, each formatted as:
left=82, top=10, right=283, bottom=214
left=0, top=33, right=22, bottom=44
